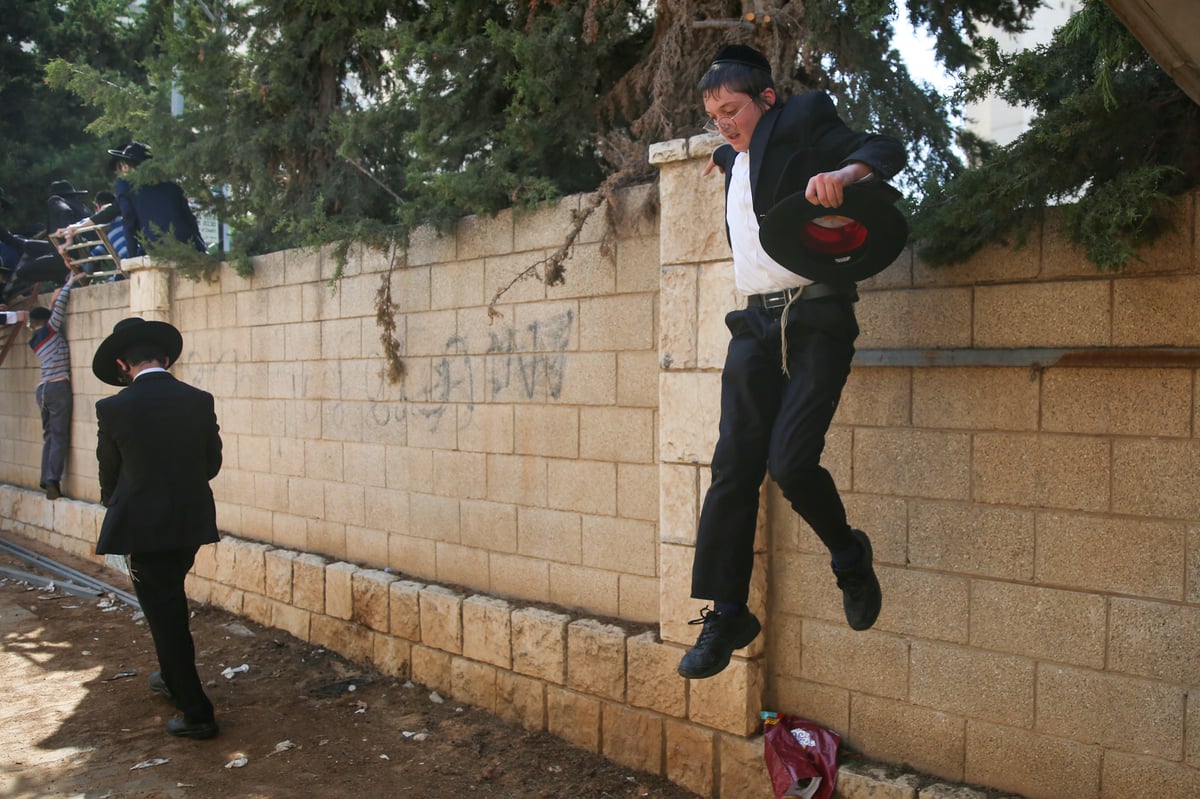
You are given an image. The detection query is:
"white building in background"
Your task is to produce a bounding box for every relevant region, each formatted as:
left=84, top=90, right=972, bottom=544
left=965, top=0, right=1081, bottom=145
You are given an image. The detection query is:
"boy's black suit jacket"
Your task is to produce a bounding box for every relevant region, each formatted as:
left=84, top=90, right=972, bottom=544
left=95, top=371, right=222, bottom=555
left=711, top=91, right=906, bottom=224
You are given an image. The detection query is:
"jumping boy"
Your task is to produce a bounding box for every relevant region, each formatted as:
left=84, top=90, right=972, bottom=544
left=678, top=45, right=906, bottom=679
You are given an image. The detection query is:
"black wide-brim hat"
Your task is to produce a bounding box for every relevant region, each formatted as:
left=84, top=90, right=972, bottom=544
left=49, top=179, right=88, bottom=197
left=107, top=141, right=153, bottom=166
left=92, top=317, right=183, bottom=386
left=759, top=184, right=909, bottom=283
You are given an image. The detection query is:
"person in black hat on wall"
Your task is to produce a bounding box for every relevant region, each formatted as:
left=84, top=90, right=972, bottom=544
left=109, top=142, right=207, bottom=256
left=92, top=317, right=222, bottom=739
left=0, top=180, right=95, bottom=299
left=676, top=45, right=907, bottom=680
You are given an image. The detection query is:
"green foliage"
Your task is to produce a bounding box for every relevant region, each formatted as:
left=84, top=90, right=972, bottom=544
left=912, top=0, right=1199, bottom=269
left=0, top=0, right=152, bottom=228
left=49, top=0, right=1180, bottom=275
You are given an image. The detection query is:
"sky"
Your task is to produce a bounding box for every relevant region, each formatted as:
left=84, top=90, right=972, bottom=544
left=892, top=2, right=957, bottom=95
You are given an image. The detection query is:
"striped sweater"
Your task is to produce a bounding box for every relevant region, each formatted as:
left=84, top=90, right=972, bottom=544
left=29, top=282, right=73, bottom=384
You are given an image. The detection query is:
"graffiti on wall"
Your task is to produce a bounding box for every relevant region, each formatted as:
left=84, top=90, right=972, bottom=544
left=422, top=309, right=575, bottom=432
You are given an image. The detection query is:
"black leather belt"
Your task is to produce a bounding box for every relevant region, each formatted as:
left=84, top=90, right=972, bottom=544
left=746, top=283, right=856, bottom=309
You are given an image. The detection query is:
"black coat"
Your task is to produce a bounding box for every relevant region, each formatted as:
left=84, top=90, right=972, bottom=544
left=95, top=371, right=222, bottom=555
left=711, top=91, right=906, bottom=227
left=114, top=178, right=207, bottom=255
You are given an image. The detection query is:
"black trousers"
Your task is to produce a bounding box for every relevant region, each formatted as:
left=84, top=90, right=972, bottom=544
left=691, top=300, right=859, bottom=604
left=128, top=547, right=214, bottom=723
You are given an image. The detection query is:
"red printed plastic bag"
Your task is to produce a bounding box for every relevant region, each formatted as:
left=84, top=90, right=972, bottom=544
left=762, top=714, right=841, bottom=799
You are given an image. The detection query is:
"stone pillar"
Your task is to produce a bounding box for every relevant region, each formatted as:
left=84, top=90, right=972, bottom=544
left=650, top=135, right=769, bottom=687
left=120, top=256, right=173, bottom=322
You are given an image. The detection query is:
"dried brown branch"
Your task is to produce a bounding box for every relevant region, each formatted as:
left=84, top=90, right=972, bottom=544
left=375, top=241, right=406, bottom=384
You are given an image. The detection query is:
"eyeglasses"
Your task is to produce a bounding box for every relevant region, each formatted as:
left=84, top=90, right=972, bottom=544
left=703, top=99, right=756, bottom=134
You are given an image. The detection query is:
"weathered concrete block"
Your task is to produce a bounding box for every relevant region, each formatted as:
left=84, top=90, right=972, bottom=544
left=192, top=543, right=218, bottom=580
left=626, top=631, right=687, bottom=718
left=910, top=641, right=1035, bottom=728
left=1108, top=598, right=1200, bottom=683
left=853, top=429, right=971, bottom=500
left=855, top=288, right=972, bottom=349
left=264, top=549, right=297, bottom=602
left=601, top=702, right=664, bottom=775
left=1113, top=438, right=1200, bottom=521
left=717, top=734, right=773, bottom=799
left=687, top=657, right=763, bottom=737
left=1042, top=368, right=1191, bottom=437
left=292, top=552, right=328, bottom=613
left=850, top=693, right=965, bottom=782
left=664, top=719, right=714, bottom=797
left=965, top=721, right=1101, bottom=799
left=549, top=563, right=620, bottom=618
left=324, top=561, right=357, bottom=621
left=388, top=579, right=423, bottom=642
left=462, top=595, right=512, bottom=669
left=270, top=601, right=311, bottom=642
left=512, top=606, right=569, bottom=684
left=975, top=280, right=1110, bottom=347
left=372, top=634, right=411, bottom=678
left=912, top=368, right=1038, bottom=431
left=241, top=592, right=272, bottom=627
left=835, top=763, right=921, bottom=799
left=1100, top=751, right=1200, bottom=799
left=660, top=265, right=698, bottom=370
left=495, top=670, right=545, bottom=732
left=1113, top=275, right=1200, bottom=346
left=970, top=581, right=1106, bottom=668
left=547, top=686, right=601, bottom=752
left=410, top=645, right=452, bottom=695
left=1037, top=664, right=1184, bottom=760
left=1036, top=511, right=1185, bottom=600
left=419, top=585, right=464, bottom=654
left=309, top=615, right=373, bottom=666
left=802, top=622, right=909, bottom=700
left=546, top=460, right=617, bottom=516
left=659, top=372, right=722, bottom=465
left=908, top=501, right=1034, bottom=581
left=351, top=568, right=395, bottom=632
left=450, top=656, right=498, bottom=713
left=566, top=619, right=627, bottom=702
left=971, top=432, right=1110, bottom=512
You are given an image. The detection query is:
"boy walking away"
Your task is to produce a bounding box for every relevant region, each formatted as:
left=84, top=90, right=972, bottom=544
left=92, top=317, right=223, bottom=739
left=678, top=45, right=907, bottom=680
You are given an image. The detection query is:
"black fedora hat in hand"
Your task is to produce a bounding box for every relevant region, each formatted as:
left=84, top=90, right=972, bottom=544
left=759, top=149, right=908, bottom=283
left=759, top=186, right=909, bottom=283
left=92, top=317, right=184, bottom=386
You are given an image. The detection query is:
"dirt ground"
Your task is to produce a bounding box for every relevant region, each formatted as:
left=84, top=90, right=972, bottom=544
left=0, top=532, right=704, bottom=799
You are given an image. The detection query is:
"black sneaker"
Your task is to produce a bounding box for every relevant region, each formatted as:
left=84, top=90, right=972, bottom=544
left=676, top=607, right=761, bottom=679
left=166, top=715, right=219, bottom=740
left=45, top=481, right=61, bottom=500
left=833, top=529, right=882, bottom=631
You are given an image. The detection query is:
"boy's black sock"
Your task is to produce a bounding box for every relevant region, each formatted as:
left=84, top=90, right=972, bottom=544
left=714, top=601, right=745, bottom=617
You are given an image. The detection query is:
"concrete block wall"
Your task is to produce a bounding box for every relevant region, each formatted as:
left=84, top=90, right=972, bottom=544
left=654, top=134, right=1200, bottom=799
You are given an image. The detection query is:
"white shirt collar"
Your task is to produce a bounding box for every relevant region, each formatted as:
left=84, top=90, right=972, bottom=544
left=133, top=366, right=169, bottom=381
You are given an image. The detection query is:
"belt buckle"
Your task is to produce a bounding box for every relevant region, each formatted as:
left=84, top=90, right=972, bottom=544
left=763, top=289, right=793, bottom=309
